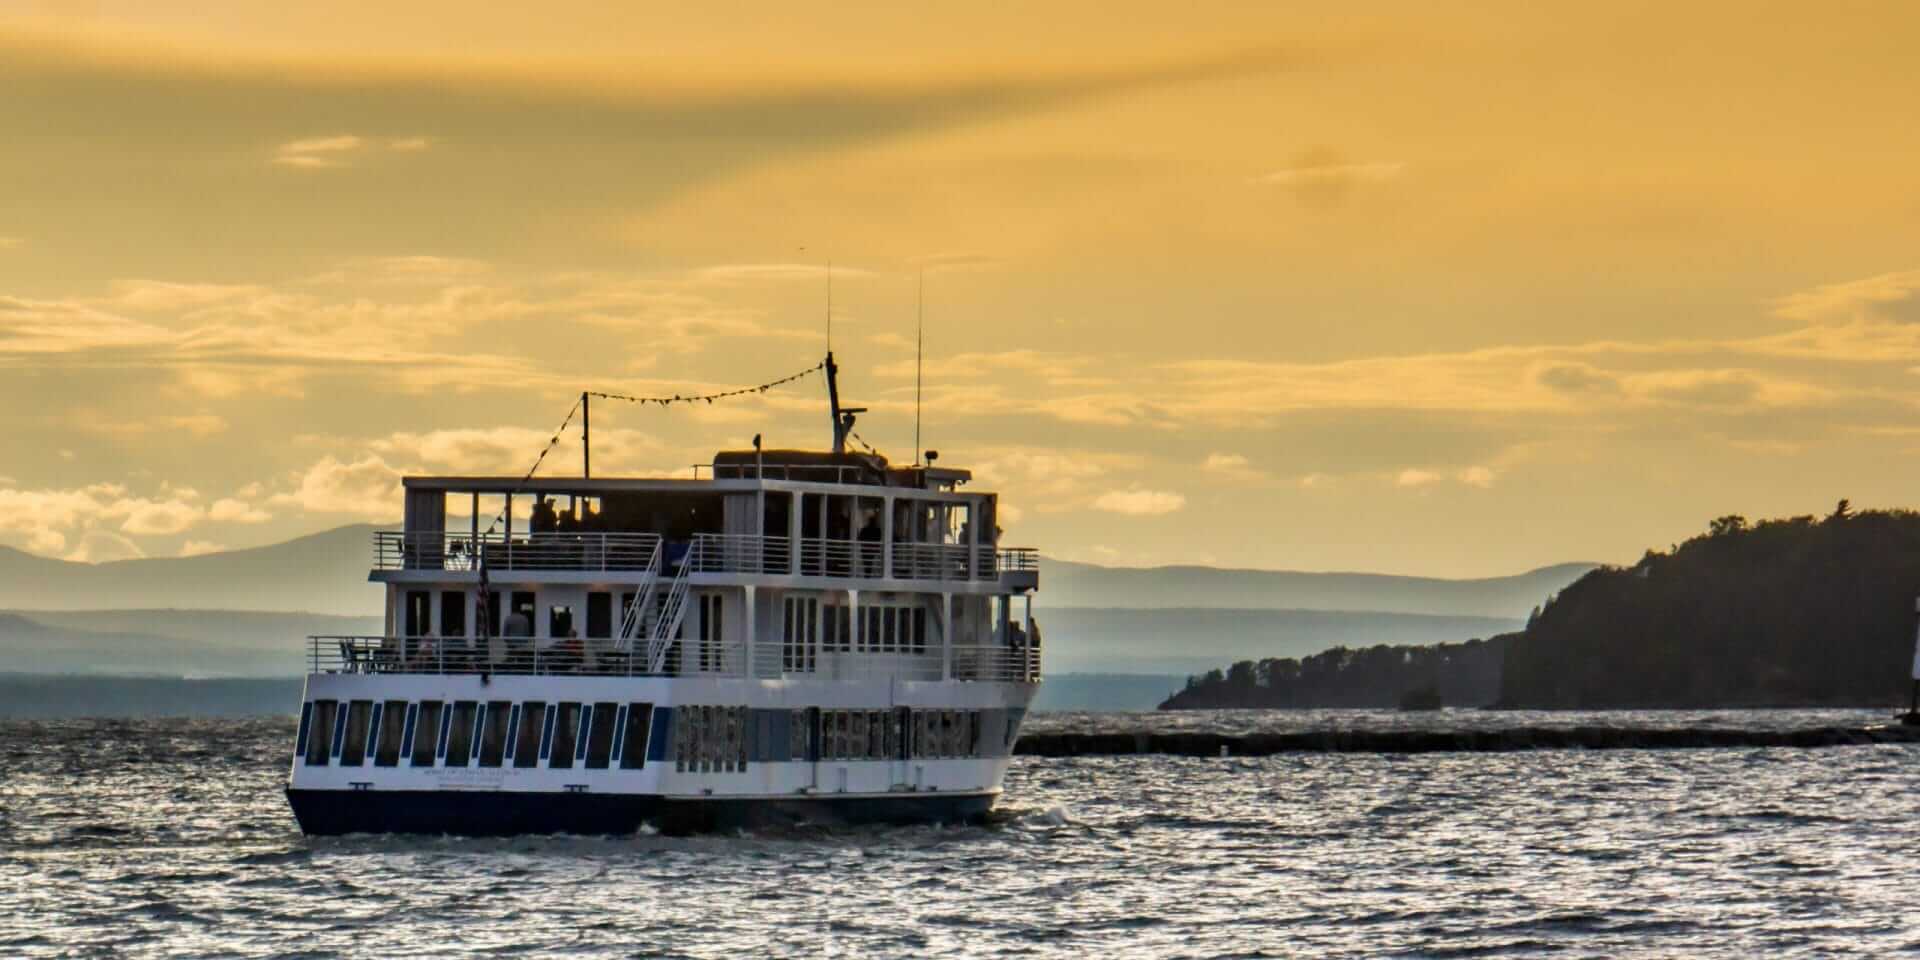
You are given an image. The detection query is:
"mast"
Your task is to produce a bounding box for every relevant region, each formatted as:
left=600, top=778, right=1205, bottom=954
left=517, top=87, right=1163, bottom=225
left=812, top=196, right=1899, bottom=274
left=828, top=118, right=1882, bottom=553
left=826, top=352, right=843, bottom=453
left=824, top=351, right=863, bottom=455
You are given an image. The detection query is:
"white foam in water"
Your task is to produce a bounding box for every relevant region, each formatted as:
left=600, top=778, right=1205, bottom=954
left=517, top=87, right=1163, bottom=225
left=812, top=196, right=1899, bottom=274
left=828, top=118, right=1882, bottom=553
left=1039, top=804, right=1075, bottom=826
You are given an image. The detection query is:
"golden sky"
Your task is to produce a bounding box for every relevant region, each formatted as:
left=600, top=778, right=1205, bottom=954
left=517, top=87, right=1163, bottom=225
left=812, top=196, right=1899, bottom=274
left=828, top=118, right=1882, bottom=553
left=3, top=3, right=1918, bottom=575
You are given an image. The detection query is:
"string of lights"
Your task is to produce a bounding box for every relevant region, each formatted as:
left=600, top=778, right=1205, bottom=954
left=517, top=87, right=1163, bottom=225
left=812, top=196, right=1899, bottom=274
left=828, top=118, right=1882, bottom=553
left=587, top=362, right=824, bottom=407
left=480, top=397, right=584, bottom=537
left=478, top=361, right=829, bottom=537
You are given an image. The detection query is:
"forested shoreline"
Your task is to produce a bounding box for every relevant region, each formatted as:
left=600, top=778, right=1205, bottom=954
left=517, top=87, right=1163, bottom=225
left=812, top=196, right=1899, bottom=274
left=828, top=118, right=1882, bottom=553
left=1166, top=505, right=1920, bottom=710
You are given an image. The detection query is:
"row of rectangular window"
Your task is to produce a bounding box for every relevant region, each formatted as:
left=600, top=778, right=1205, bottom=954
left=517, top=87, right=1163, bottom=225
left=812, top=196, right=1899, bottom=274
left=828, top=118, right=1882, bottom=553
left=299, top=701, right=1004, bottom=773
left=671, top=705, right=987, bottom=767
left=298, top=699, right=651, bottom=771
left=782, top=600, right=930, bottom=670
left=402, top=590, right=689, bottom=642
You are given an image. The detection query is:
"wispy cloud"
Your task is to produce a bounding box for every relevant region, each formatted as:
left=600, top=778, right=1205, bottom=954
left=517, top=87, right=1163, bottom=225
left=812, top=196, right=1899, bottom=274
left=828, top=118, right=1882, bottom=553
left=273, top=133, right=433, bottom=169
left=1091, top=488, right=1186, bottom=516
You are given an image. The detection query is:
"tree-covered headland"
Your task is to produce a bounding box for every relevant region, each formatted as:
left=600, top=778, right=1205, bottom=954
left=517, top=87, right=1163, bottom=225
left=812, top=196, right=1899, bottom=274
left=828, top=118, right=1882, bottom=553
left=1165, top=504, right=1920, bottom=710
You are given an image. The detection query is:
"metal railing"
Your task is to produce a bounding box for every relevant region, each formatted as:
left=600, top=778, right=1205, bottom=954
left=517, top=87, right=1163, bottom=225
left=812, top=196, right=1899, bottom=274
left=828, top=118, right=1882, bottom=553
left=687, top=534, right=791, bottom=575
left=374, top=530, right=1031, bottom=583
left=373, top=532, right=662, bottom=572
left=308, top=635, right=747, bottom=678
left=310, top=636, right=1039, bottom=683
left=795, top=538, right=886, bottom=579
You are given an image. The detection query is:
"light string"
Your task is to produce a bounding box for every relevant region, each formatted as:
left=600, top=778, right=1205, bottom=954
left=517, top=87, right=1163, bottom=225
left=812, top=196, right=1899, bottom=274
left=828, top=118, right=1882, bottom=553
left=587, top=362, right=824, bottom=407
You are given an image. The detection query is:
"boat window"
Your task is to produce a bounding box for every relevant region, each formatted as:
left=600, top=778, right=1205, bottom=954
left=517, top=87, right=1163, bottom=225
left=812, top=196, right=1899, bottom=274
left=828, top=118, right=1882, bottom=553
left=508, top=592, right=536, bottom=638
left=374, top=699, right=408, bottom=766
left=305, top=700, right=337, bottom=765
left=478, top=700, right=511, bottom=767
left=549, top=703, right=581, bottom=769
left=549, top=605, right=574, bottom=640
left=484, top=591, right=501, bottom=637
left=619, top=702, right=652, bottom=769
left=584, top=701, right=618, bottom=768
left=295, top=702, right=314, bottom=759
left=440, top=591, right=466, bottom=639
left=405, top=591, right=430, bottom=636
left=514, top=701, right=546, bottom=768
left=912, top=608, right=928, bottom=655
left=445, top=701, right=477, bottom=767
left=412, top=699, right=443, bottom=766
left=586, top=592, right=612, bottom=639
left=339, top=700, right=372, bottom=766
left=790, top=709, right=812, bottom=761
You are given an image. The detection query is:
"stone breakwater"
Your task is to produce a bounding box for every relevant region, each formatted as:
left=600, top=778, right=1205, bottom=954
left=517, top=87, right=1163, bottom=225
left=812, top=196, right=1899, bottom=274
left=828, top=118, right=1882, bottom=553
left=1013, top=723, right=1920, bottom=756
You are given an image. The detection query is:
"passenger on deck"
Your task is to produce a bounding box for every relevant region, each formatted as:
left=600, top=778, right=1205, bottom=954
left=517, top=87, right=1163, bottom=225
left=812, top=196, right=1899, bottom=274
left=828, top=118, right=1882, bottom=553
left=530, top=498, right=558, bottom=535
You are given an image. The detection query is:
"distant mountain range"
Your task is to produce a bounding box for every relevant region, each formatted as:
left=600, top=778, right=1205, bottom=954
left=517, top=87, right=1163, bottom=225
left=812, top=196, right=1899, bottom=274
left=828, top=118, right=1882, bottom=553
left=0, top=523, right=1593, bottom=620
left=0, top=525, right=384, bottom=616
left=1042, top=559, right=1596, bottom=618
left=0, top=525, right=1595, bottom=714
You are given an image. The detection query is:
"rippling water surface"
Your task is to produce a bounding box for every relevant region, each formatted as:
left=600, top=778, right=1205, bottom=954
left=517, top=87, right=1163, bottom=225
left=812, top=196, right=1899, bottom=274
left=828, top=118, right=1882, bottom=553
left=5, top=713, right=1919, bottom=957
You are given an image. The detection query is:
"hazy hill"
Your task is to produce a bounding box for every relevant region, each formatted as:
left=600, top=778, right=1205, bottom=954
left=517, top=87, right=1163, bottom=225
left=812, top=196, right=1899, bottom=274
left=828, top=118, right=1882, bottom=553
left=1041, top=559, right=1595, bottom=618
left=0, top=610, right=379, bottom=676
left=1038, top=607, right=1520, bottom=675
left=0, top=525, right=1591, bottom=621
left=0, top=525, right=385, bottom=616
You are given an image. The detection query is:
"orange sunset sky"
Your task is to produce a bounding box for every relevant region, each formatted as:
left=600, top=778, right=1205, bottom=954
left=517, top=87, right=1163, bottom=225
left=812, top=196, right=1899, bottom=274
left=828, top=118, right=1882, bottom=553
left=2, top=2, right=1918, bottom=575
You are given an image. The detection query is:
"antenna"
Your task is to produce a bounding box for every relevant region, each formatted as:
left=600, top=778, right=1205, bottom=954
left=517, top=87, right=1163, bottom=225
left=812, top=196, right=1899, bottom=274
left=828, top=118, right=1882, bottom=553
left=915, top=269, right=924, bottom=467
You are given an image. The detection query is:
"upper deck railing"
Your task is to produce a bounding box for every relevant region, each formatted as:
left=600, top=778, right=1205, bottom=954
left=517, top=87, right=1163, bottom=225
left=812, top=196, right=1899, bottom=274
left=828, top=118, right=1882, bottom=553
left=375, top=531, right=1039, bottom=583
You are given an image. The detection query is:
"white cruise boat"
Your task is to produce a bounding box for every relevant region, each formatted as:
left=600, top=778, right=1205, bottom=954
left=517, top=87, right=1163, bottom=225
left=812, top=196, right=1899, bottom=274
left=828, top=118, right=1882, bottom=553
left=285, top=354, right=1040, bottom=835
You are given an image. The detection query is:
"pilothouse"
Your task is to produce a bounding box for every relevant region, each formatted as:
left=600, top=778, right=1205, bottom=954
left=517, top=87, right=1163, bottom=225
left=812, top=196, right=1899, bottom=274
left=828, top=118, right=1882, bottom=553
left=285, top=353, right=1041, bottom=835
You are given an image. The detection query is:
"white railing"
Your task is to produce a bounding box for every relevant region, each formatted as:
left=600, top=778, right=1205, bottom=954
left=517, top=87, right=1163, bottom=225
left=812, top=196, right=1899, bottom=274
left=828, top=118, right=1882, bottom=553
left=310, top=635, right=676, bottom=677
left=795, top=538, right=886, bottom=578
left=373, top=532, right=663, bottom=572
left=688, top=534, right=792, bottom=575
left=375, top=530, right=1031, bottom=583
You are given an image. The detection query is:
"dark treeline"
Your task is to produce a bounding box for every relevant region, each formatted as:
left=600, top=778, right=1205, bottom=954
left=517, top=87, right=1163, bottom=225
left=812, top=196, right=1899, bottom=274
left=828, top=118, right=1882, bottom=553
left=1499, top=504, right=1920, bottom=708
left=1165, top=504, right=1920, bottom=711
left=1159, top=635, right=1512, bottom=709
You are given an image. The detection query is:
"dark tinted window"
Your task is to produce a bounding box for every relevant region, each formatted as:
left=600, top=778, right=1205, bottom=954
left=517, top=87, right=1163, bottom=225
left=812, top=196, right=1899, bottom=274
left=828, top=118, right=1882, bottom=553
left=440, top=591, right=466, bottom=638
left=305, top=700, right=337, bottom=766
left=478, top=701, right=511, bottom=767
left=619, top=703, right=652, bottom=769
left=514, top=702, right=546, bottom=768
left=339, top=700, right=372, bottom=766
left=445, top=701, right=477, bottom=767
left=549, top=703, right=581, bottom=769
left=587, top=593, right=612, bottom=639
left=584, top=702, right=617, bottom=769
left=412, top=700, right=443, bottom=766
left=374, top=699, right=408, bottom=766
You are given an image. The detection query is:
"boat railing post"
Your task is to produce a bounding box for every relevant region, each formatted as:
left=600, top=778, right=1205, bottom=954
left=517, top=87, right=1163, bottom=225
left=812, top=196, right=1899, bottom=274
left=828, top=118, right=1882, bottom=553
left=941, top=593, right=953, bottom=681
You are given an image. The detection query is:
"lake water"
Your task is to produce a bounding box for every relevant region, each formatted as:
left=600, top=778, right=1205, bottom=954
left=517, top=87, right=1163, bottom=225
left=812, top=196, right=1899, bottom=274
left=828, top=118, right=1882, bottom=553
left=4, top=713, right=1917, bottom=957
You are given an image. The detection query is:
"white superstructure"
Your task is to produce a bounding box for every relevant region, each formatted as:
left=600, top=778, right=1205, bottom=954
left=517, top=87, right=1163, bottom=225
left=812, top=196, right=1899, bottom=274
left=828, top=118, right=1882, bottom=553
left=285, top=354, right=1040, bottom=835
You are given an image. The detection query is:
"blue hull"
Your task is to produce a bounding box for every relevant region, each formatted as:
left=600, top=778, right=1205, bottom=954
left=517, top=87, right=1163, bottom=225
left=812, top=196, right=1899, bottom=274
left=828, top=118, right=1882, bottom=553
left=285, top=788, right=996, bottom=836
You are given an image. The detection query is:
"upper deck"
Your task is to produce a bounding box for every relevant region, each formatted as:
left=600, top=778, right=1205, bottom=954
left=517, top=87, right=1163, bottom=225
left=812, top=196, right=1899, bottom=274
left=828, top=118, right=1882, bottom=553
left=383, top=452, right=1038, bottom=594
